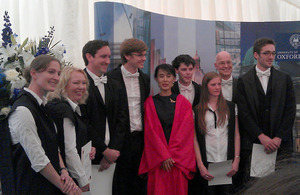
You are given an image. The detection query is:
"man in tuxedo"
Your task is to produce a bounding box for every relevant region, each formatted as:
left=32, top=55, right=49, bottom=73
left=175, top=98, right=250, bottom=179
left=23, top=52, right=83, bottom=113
left=171, top=54, right=201, bottom=107
left=214, top=51, right=238, bottom=103
left=171, top=54, right=201, bottom=195
left=81, top=40, right=126, bottom=179
left=107, top=38, right=150, bottom=195
left=237, top=37, right=296, bottom=184
left=215, top=51, right=242, bottom=192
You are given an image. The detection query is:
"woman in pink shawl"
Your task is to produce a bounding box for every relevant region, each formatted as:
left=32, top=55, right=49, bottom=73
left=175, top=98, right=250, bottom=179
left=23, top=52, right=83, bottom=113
left=139, top=64, right=196, bottom=195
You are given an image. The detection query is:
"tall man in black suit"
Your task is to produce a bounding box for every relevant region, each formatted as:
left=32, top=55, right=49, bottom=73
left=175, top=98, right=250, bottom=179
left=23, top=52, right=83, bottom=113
left=107, top=38, right=150, bottom=195
left=171, top=54, right=201, bottom=107
left=81, top=40, right=126, bottom=179
left=237, top=37, right=296, bottom=184
left=214, top=51, right=238, bottom=103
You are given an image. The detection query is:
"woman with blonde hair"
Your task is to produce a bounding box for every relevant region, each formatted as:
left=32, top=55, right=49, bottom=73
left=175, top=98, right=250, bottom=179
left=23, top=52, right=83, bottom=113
left=194, top=72, right=240, bottom=195
left=47, top=66, right=96, bottom=192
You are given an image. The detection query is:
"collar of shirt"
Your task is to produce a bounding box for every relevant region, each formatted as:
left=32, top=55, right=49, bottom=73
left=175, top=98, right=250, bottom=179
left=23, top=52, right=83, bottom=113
left=178, top=81, right=193, bottom=92
left=86, top=68, right=107, bottom=85
left=121, top=65, right=139, bottom=78
left=66, top=98, right=81, bottom=116
left=207, top=103, right=216, bottom=112
left=221, top=76, right=233, bottom=86
left=255, top=65, right=271, bottom=77
left=24, top=88, right=47, bottom=106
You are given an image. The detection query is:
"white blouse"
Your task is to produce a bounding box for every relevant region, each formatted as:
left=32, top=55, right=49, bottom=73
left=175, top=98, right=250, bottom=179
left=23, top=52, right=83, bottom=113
left=63, top=98, right=89, bottom=187
left=205, top=104, right=229, bottom=163
left=9, top=88, right=50, bottom=172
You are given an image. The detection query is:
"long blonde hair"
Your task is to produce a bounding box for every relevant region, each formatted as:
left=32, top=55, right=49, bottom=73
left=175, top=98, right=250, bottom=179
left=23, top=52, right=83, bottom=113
left=47, top=67, right=89, bottom=104
left=196, top=72, right=229, bottom=134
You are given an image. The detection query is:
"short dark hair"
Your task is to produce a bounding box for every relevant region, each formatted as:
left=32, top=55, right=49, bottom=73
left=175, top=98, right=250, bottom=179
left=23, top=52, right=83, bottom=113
left=253, top=38, right=276, bottom=54
left=82, top=40, right=109, bottom=66
left=154, top=64, right=176, bottom=78
left=120, top=38, right=148, bottom=63
left=24, top=55, right=61, bottom=84
left=172, top=54, right=195, bottom=69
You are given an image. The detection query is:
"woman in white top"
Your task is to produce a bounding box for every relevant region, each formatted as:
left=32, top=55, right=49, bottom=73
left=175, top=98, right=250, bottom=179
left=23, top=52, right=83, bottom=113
left=194, top=72, right=240, bottom=195
left=47, top=67, right=96, bottom=192
left=8, top=55, right=81, bottom=194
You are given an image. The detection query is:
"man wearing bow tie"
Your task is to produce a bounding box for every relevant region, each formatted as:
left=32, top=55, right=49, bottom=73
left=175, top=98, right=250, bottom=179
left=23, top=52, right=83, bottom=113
left=237, top=38, right=296, bottom=184
left=171, top=54, right=201, bottom=107
left=214, top=51, right=238, bottom=103
left=107, top=38, right=150, bottom=195
left=81, top=40, right=126, bottom=185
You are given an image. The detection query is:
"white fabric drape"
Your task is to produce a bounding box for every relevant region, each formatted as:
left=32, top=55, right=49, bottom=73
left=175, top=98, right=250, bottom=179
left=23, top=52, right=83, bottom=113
left=0, top=0, right=299, bottom=68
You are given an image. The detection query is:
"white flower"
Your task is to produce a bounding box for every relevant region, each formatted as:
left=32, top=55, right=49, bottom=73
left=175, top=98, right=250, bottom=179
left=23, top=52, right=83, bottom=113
left=19, top=51, right=35, bottom=68
left=3, top=61, right=22, bottom=70
left=0, top=45, right=18, bottom=68
left=11, top=76, right=26, bottom=90
left=51, top=44, right=66, bottom=61
left=5, top=69, right=19, bottom=81
left=0, top=107, right=11, bottom=116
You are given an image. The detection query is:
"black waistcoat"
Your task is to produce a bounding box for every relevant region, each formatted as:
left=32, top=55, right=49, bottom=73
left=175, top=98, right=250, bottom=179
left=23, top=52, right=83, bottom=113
left=11, top=90, right=62, bottom=194
left=255, top=74, right=273, bottom=137
left=47, top=99, right=88, bottom=162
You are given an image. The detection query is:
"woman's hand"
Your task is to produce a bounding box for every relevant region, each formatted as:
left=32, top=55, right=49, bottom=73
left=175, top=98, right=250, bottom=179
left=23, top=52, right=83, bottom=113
left=226, top=158, right=239, bottom=177
left=80, top=184, right=90, bottom=192
left=161, top=158, right=175, bottom=172
left=60, top=169, right=78, bottom=194
left=89, top=147, right=96, bottom=160
left=68, top=187, right=82, bottom=195
left=199, top=164, right=214, bottom=181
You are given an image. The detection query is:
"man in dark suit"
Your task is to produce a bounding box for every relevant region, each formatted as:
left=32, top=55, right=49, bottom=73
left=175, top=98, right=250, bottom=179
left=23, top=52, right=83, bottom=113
left=171, top=54, right=201, bottom=107
left=171, top=54, right=201, bottom=195
left=107, top=38, right=150, bottom=195
left=237, top=37, right=296, bottom=185
left=214, top=51, right=238, bottom=103
left=215, top=51, right=241, bottom=192
left=81, top=40, right=126, bottom=180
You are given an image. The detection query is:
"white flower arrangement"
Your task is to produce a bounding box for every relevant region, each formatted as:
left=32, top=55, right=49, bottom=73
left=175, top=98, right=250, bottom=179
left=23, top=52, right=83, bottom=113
left=0, top=11, right=71, bottom=119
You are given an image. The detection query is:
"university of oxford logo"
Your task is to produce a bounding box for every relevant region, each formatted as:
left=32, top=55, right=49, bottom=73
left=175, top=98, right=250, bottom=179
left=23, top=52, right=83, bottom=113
left=289, top=34, right=300, bottom=49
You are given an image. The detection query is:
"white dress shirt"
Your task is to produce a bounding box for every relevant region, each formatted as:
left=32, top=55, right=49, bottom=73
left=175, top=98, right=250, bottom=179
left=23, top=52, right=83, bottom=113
left=221, top=76, right=233, bottom=101
left=256, top=65, right=271, bottom=94
left=9, top=88, right=50, bottom=172
left=121, top=65, right=142, bottom=132
left=205, top=104, right=229, bottom=163
left=86, top=68, right=110, bottom=145
left=178, top=81, right=195, bottom=105
left=63, top=98, right=89, bottom=187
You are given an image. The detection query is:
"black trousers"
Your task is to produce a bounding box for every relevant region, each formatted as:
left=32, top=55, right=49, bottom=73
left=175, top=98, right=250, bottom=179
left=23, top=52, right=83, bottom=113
left=114, top=131, right=146, bottom=195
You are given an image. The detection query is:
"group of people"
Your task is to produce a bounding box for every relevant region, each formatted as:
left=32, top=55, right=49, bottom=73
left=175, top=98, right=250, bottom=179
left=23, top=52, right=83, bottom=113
left=0, top=37, right=296, bottom=195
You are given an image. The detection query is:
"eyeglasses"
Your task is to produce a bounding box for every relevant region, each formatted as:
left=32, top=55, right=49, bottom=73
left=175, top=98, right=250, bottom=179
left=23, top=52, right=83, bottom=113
left=131, top=53, right=147, bottom=58
left=260, top=51, right=276, bottom=57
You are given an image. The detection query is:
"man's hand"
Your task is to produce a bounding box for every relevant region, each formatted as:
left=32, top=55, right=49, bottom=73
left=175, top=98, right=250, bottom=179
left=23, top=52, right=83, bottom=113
left=258, top=134, right=278, bottom=153
left=272, top=137, right=282, bottom=148
left=102, top=148, right=120, bottom=163
left=99, top=157, right=111, bottom=172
